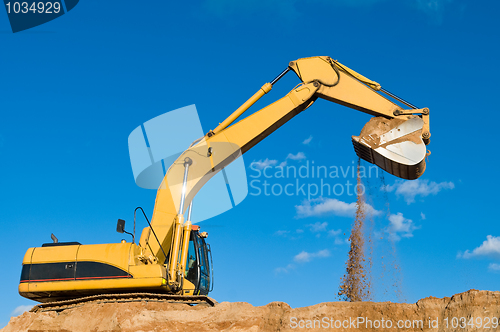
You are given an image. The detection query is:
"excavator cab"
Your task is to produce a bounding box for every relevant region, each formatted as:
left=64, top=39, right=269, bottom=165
left=185, top=226, right=212, bottom=295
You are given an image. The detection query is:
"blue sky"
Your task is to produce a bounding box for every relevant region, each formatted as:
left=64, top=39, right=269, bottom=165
left=1, top=0, right=499, bottom=327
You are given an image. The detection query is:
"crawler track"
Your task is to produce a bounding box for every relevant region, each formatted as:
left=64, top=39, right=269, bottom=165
left=30, top=293, right=218, bottom=313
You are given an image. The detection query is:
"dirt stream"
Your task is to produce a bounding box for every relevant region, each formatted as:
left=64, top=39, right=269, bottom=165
left=340, top=161, right=405, bottom=303
left=3, top=290, right=499, bottom=332
left=339, top=163, right=370, bottom=302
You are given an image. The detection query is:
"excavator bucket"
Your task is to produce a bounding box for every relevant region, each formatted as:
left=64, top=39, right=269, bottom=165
left=352, top=116, right=427, bottom=180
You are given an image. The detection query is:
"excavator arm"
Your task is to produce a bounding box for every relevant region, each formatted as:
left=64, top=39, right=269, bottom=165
left=139, top=56, right=431, bottom=290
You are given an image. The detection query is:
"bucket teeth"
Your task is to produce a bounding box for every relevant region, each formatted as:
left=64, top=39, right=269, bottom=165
left=352, top=116, right=427, bottom=180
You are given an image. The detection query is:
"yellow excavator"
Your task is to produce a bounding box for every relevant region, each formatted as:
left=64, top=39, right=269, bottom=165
left=19, top=56, right=430, bottom=310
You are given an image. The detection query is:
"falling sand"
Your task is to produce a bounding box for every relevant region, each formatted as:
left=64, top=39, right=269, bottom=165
left=339, top=160, right=405, bottom=302
left=338, top=160, right=371, bottom=302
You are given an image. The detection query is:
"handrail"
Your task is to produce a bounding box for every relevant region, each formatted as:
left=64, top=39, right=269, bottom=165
left=134, top=207, right=168, bottom=263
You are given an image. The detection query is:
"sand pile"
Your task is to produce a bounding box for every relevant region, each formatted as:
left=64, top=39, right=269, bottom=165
left=2, top=290, right=499, bottom=332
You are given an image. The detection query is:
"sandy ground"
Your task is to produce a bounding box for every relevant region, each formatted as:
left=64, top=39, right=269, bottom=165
left=2, top=289, right=499, bottom=332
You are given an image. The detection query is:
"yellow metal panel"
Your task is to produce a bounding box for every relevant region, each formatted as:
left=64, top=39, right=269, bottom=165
left=182, top=279, right=195, bottom=295
left=27, top=277, right=166, bottom=293
left=129, top=264, right=166, bottom=279
left=18, top=282, right=28, bottom=294
left=333, top=60, right=381, bottom=90
left=212, top=83, right=273, bottom=135
left=22, top=248, right=35, bottom=264
left=140, top=182, right=177, bottom=261
left=31, top=245, right=79, bottom=264
left=291, top=56, right=339, bottom=86
left=76, top=243, right=131, bottom=272
left=317, top=70, right=400, bottom=117
left=138, top=224, right=173, bottom=264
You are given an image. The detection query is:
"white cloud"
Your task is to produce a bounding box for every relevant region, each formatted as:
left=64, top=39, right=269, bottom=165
left=275, top=263, right=295, bottom=274
left=11, top=305, right=32, bottom=317
left=276, top=248, right=330, bottom=273
left=420, top=212, right=426, bottom=220
left=461, top=236, right=500, bottom=259
left=251, top=158, right=278, bottom=170
left=294, top=249, right=330, bottom=263
left=275, top=230, right=290, bottom=236
left=328, top=228, right=348, bottom=245
left=383, top=179, right=454, bottom=204
left=250, top=151, right=305, bottom=171
left=302, top=136, right=313, bottom=145
left=388, top=213, right=413, bottom=233
left=328, top=229, right=342, bottom=237
left=295, top=197, right=381, bottom=218
left=489, top=263, right=500, bottom=271
left=385, top=212, right=419, bottom=241
left=286, top=152, right=306, bottom=161
left=335, top=237, right=349, bottom=245
left=296, top=229, right=304, bottom=234
left=294, top=251, right=311, bottom=263
left=307, top=221, right=328, bottom=232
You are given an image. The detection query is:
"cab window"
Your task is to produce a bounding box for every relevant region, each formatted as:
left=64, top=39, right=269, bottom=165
left=185, top=236, right=198, bottom=284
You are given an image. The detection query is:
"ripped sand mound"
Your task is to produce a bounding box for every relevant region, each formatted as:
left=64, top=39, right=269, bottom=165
left=2, top=290, right=499, bottom=332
